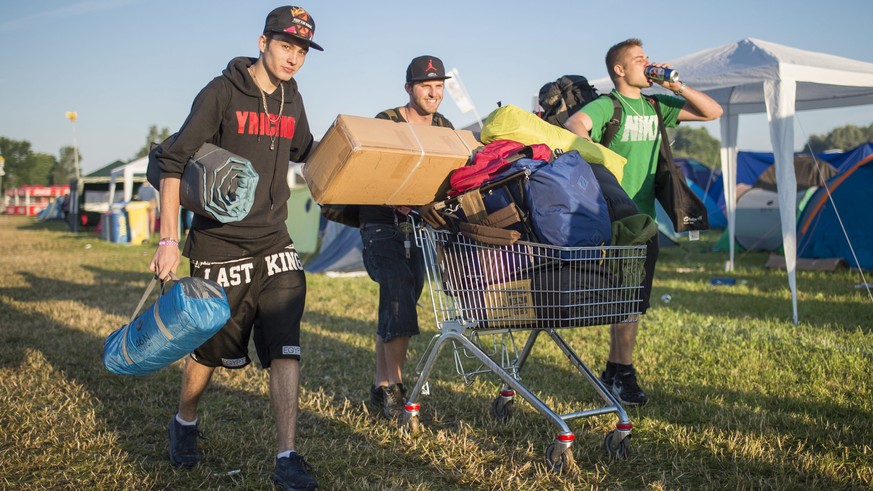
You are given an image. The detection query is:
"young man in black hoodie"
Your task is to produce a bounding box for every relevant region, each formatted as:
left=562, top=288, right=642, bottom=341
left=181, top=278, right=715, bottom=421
left=150, top=6, right=321, bottom=490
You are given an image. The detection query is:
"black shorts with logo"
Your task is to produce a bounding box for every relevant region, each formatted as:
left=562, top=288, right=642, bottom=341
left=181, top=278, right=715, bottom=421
left=189, top=243, right=306, bottom=369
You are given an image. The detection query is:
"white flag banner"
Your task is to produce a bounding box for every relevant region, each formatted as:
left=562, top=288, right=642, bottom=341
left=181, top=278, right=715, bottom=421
left=444, top=68, right=475, bottom=113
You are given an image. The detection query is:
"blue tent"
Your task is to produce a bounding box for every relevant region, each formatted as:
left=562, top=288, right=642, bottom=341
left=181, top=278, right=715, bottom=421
left=732, top=143, right=873, bottom=194
left=305, top=221, right=365, bottom=274
left=687, top=179, right=726, bottom=230
left=797, top=153, right=873, bottom=271
left=675, top=158, right=723, bottom=204
left=674, top=158, right=726, bottom=229
left=713, top=143, right=873, bottom=253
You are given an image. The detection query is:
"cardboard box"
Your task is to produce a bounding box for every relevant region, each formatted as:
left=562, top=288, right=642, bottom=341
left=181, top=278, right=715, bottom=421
left=303, top=114, right=481, bottom=206
left=482, top=278, right=537, bottom=327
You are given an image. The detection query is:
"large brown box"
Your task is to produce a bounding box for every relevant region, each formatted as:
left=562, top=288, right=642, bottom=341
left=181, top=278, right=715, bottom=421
left=303, top=114, right=481, bottom=205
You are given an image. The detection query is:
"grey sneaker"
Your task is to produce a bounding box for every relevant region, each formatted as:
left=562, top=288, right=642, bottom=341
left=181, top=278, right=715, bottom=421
left=273, top=454, right=318, bottom=490
left=167, top=414, right=202, bottom=468
left=612, top=369, right=649, bottom=406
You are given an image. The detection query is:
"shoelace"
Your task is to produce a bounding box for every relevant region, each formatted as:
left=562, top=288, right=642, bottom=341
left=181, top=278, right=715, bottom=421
left=177, top=427, right=205, bottom=455
left=280, top=455, right=315, bottom=474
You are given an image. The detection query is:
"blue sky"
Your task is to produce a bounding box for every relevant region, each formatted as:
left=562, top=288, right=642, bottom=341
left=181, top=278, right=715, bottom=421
left=2, top=0, right=872, bottom=174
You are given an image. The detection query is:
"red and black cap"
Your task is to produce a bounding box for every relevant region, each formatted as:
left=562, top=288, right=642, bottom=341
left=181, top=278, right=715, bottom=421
left=406, top=55, right=451, bottom=83
left=263, top=6, right=324, bottom=51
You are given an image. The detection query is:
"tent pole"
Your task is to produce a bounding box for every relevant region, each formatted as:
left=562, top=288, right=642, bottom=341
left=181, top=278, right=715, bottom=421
left=719, top=109, right=739, bottom=272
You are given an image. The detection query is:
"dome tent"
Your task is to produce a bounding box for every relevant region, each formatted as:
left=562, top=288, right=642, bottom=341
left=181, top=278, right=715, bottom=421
left=797, top=153, right=873, bottom=271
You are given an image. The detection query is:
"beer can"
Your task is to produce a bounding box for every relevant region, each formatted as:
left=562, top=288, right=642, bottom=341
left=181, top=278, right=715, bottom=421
left=645, top=66, right=680, bottom=83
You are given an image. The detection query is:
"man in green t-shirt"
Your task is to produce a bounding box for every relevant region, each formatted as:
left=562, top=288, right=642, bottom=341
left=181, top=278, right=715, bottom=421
left=565, top=38, right=722, bottom=406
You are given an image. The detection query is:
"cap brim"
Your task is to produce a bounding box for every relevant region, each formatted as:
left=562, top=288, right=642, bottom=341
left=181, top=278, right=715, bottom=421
left=408, top=76, right=451, bottom=82
left=269, top=30, right=324, bottom=51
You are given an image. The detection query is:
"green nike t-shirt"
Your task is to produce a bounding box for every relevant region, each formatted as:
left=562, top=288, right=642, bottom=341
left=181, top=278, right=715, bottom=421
left=582, top=92, right=684, bottom=218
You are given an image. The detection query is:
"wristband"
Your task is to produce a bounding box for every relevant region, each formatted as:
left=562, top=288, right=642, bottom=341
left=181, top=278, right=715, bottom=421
left=158, top=238, right=179, bottom=247
left=673, top=82, right=687, bottom=96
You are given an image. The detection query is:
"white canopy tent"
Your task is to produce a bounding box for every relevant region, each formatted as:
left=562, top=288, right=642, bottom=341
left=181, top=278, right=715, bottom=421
left=108, top=156, right=148, bottom=204
left=592, top=38, right=873, bottom=324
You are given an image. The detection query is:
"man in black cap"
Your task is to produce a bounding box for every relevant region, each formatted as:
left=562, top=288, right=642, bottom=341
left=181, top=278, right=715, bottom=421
left=359, top=55, right=454, bottom=420
left=150, top=6, right=322, bottom=490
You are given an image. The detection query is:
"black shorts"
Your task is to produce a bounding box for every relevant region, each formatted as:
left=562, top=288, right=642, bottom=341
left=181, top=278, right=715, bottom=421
left=189, top=243, right=306, bottom=369
left=639, top=234, right=660, bottom=314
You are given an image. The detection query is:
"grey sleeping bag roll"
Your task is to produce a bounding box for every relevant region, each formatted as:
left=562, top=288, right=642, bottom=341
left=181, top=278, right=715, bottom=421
left=180, top=143, right=259, bottom=223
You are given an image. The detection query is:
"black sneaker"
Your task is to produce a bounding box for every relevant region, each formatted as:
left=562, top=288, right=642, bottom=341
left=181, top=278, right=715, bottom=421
left=273, top=454, right=318, bottom=490
left=601, top=360, right=623, bottom=387
left=600, top=368, right=615, bottom=387
left=382, top=383, right=407, bottom=420
left=369, top=385, right=385, bottom=408
left=168, top=414, right=202, bottom=468
left=612, top=369, right=649, bottom=406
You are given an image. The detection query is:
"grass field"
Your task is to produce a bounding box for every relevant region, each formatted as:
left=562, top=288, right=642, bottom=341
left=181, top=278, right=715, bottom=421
left=1, top=215, right=871, bottom=490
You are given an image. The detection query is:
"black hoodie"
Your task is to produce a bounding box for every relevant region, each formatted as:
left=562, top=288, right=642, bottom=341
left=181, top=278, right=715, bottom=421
left=159, top=57, right=314, bottom=260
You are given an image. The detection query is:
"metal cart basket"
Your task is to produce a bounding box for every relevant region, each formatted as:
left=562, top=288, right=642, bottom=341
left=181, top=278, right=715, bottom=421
left=402, top=224, right=647, bottom=471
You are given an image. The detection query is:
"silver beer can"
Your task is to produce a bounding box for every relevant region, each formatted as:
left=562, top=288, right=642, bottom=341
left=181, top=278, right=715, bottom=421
left=645, top=66, right=680, bottom=82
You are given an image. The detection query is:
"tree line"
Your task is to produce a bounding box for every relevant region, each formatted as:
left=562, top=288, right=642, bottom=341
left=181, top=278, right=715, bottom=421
left=0, top=137, right=78, bottom=190
left=0, top=126, right=171, bottom=193
left=668, top=121, right=873, bottom=168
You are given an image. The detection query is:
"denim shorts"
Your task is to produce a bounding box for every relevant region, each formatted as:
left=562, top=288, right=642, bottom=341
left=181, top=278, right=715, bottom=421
left=360, top=223, right=425, bottom=341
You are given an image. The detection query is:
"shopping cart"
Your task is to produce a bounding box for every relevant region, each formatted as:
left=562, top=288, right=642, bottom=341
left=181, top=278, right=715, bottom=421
left=401, top=222, right=647, bottom=471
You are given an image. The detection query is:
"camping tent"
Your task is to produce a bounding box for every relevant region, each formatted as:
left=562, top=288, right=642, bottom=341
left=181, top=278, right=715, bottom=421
left=108, top=156, right=148, bottom=204
left=715, top=148, right=851, bottom=252
left=69, top=160, right=125, bottom=231
left=593, top=38, right=873, bottom=323
left=736, top=150, right=842, bottom=194
left=797, top=153, right=873, bottom=271
left=676, top=158, right=723, bottom=204
left=733, top=188, right=797, bottom=252
left=304, top=221, right=365, bottom=274
left=687, top=178, right=726, bottom=230
left=286, top=184, right=322, bottom=255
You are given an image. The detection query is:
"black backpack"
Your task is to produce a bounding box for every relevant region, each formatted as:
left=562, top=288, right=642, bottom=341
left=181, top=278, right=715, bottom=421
left=538, top=75, right=623, bottom=147
left=146, top=134, right=176, bottom=188
left=538, top=75, right=602, bottom=129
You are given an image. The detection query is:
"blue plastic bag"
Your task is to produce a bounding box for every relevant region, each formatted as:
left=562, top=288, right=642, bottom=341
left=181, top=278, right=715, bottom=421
left=103, top=275, right=230, bottom=376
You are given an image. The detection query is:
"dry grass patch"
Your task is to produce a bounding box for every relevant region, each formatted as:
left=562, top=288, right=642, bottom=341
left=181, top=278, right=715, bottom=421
left=1, top=216, right=871, bottom=489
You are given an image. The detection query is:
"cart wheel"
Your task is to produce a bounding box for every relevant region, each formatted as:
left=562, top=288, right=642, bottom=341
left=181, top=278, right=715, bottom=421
left=491, top=396, right=514, bottom=421
left=545, top=442, right=574, bottom=473
left=603, top=430, right=630, bottom=460
left=403, top=413, right=420, bottom=435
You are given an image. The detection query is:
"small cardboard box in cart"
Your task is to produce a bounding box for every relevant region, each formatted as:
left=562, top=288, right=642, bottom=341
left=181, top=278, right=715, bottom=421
left=303, top=114, right=481, bottom=206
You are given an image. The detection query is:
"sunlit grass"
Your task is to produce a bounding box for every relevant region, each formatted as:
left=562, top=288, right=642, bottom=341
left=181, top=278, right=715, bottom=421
left=1, top=215, right=870, bottom=489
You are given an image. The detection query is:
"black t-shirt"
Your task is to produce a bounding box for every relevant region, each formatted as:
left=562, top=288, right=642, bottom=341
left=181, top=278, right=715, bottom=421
left=358, top=108, right=454, bottom=225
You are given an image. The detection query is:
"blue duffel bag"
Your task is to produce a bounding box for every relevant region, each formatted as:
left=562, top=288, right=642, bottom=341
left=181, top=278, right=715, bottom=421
left=499, top=150, right=612, bottom=248
left=102, top=274, right=230, bottom=376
